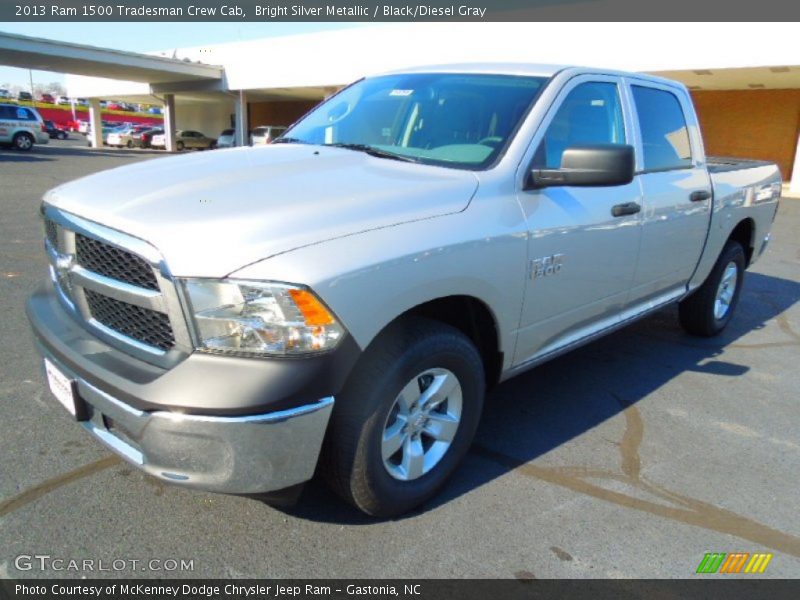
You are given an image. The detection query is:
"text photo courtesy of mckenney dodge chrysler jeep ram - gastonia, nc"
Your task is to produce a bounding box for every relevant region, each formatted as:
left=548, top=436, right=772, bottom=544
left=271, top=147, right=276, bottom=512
left=27, top=64, right=781, bottom=517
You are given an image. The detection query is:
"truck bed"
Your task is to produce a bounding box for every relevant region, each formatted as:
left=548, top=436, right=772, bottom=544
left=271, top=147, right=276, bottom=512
left=707, top=156, right=777, bottom=174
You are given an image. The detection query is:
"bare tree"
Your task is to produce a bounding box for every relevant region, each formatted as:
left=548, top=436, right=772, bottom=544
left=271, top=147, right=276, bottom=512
left=33, top=82, right=66, bottom=96
left=48, top=81, right=67, bottom=96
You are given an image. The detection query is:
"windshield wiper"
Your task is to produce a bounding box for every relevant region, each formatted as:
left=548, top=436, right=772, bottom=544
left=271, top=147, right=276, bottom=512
left=325, top=143, right=419, bottom=163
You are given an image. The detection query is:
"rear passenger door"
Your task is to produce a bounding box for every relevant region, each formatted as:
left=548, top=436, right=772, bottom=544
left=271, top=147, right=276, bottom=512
left=626, top=82, right=712, bottom=305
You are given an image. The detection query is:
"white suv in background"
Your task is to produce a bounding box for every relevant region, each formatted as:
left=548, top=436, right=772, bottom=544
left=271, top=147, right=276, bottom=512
left=0, top=103, right=49, bottom=150
left=249, top=125, right=287, bottom=145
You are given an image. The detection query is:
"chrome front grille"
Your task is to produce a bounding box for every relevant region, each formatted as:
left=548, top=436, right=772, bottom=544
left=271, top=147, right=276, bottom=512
left=84, top=289, right=176, bottom=351
left=43, top=208, right=191, bottom=366
left=45, top=218, right=59, bottom=248
left=76, top=233, right=159, bottom=291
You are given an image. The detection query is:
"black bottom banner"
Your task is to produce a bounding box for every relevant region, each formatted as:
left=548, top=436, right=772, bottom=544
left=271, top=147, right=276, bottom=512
left=1, top=580, right=799, bottom=600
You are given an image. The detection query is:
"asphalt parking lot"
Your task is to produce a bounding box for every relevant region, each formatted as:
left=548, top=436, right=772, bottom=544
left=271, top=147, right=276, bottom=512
left=1, top=138, right=799, bottom=579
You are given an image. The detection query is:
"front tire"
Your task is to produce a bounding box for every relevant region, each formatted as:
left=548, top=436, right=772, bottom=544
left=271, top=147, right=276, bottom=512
left=679, top=240, right=745, bottom=337
left=322, top=317, right=485, bottom=517
left=176, top=141, right=184, bottom=151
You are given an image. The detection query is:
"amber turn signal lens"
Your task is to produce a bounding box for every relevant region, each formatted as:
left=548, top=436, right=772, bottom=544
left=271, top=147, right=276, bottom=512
left=288, top=288, right=335, bottom=326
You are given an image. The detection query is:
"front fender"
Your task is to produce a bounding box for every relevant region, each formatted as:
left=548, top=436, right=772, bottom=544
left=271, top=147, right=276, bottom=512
left=231, top=206, right=528, bottom=370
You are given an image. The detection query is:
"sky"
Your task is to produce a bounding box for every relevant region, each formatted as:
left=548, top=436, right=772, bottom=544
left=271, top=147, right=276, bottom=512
left=0, top=22, right=369, bottom=89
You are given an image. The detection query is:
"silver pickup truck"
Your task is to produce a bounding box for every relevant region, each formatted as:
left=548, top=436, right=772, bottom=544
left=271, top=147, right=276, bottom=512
left=27, top=64, right=781, bottom=516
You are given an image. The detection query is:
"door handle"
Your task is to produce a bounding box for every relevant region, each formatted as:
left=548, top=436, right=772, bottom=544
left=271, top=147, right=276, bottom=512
left=690, top=190, right=712, bottom=202
left=611, top=202, right=641, bottom=217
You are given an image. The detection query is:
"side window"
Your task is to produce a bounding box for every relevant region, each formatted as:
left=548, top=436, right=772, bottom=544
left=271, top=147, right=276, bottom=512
left=534, top=82, right=625, bottom=168
left=16, top=107, right=32, bottom=120
left=632, top=86, right=693, bottom=171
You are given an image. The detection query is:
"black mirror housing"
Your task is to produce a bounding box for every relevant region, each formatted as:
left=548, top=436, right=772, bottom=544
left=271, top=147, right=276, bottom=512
left=528, top=144, right=635, bottom=189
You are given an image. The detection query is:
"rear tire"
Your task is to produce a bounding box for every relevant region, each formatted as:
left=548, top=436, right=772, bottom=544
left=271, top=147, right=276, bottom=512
left=322, top=317, right=485, bottom=517
left=13, top=132, right=33, bottom=151
left=679, top=240, right=745, bottom=337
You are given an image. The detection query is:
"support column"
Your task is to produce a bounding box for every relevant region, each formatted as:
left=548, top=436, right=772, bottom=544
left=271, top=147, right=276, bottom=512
left=234, top=90, right=248, bottom=146
left=791, top=131, right=800, bottom=195
left=88, top=99, right=102, bottom=148
left=163, top=94, right=176, bottom=152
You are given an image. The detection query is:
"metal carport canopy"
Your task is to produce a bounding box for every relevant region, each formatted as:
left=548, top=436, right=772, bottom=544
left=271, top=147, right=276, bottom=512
left=0, top=32, right=223, bottom=83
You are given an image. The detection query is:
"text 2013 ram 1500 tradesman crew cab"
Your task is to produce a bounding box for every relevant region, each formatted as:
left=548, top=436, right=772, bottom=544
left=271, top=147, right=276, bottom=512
left=27, top=64, right=781, bottom=516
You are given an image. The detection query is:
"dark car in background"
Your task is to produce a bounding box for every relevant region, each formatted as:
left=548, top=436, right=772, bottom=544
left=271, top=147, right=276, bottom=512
left=43, top=120, right=68, bottom=140
left=132, top=127, right=163, bottom=148
left=17, top=91, right=33, bottom=102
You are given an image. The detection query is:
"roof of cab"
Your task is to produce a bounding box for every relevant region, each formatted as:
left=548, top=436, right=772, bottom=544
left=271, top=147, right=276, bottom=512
left=374, top=62, right=687, bottom=90
left=378, top=63, right=569, bottom=78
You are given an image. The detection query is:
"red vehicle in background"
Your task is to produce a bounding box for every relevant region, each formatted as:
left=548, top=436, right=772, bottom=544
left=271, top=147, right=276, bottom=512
left=39, top=93, right=56, bottom=104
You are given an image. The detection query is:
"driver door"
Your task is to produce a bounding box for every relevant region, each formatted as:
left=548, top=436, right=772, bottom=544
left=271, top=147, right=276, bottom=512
left=513, top=76, right=643, bottom=366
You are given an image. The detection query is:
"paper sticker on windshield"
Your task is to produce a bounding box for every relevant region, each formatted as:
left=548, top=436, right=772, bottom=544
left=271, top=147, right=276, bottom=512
left=389, top=89, right=414, bottom=97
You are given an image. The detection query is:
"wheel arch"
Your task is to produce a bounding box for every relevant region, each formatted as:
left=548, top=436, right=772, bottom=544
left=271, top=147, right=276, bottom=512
left=12, top=130, right=33, bottom=143
left=375, top=295, right=504, bottom=389
left=689, top=215, right=758, bottom=291
left=727, top=217, right=755, bottom=266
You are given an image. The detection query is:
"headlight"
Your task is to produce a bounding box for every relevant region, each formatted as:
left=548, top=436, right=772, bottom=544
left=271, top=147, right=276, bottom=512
left=181, top=279, right=344, bottom=356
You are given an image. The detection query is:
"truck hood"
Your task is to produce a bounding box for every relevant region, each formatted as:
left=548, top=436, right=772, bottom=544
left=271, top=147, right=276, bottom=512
left=44, top=145, right=478, bottom=277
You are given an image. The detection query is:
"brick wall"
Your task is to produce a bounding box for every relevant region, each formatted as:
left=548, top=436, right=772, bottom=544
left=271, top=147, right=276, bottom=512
left=691, top=89, right=800, bottom=180
left=248, top=100, right=320, bottom=130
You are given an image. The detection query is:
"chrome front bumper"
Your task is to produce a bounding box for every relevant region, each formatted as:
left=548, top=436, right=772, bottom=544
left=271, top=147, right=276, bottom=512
left=27, top=279, right=358, bottom=495
left=40, top=350, right=334, bottom=494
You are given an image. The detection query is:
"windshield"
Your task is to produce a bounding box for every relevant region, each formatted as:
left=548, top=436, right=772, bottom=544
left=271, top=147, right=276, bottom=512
left=284, top=73, right=548, bottom=170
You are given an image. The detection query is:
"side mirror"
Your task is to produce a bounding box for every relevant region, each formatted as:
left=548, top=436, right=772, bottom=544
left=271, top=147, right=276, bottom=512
left=528, top=144, right=635, bottom=189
